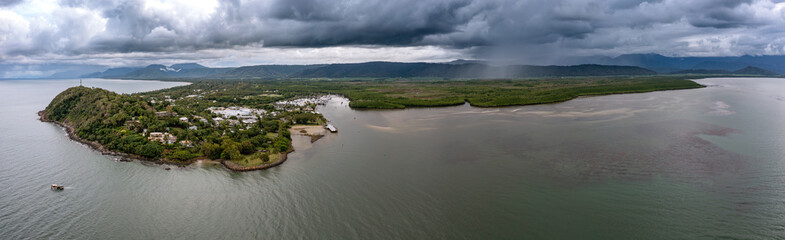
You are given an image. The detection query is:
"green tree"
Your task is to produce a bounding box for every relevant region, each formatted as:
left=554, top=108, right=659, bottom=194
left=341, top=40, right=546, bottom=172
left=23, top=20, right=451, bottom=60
left=240, top=140, right=254, bottom=155
left=138, top=143, right=163, bottom=158
left=220, top=138, right=241, bottom=160
left=171, top=150, right=192, bottom=161
left=201, top=142, right=222, bottom=159
left=274, top=137, right=291, bottom=152
left=259, top=153, right=270, bottom=162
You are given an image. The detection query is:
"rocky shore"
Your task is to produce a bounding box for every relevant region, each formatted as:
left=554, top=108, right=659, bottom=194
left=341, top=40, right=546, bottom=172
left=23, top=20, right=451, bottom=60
left=222, top=152, right=289, bottom=171
left=38, top=111, right=328, bottom=172
left=40, top=111, right=220, bottom=169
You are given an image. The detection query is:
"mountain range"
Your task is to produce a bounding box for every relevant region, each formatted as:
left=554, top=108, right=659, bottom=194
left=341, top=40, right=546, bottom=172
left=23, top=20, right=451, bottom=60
left=670, top=66, right=779, bottom=76
left=566, top=54, right=785, bottom=74
left=70, top=54, right=783, bottom=80
left=82, top=62, right=660, bottom=79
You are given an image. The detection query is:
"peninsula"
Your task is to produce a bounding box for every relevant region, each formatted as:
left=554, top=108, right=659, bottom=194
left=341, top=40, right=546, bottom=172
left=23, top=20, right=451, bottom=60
left=41, top=75, right=704, bottom=171
left=40, top=85, right=327, bottom=171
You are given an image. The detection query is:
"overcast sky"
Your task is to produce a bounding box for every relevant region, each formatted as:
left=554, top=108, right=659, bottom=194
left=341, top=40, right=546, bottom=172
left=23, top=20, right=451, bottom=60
left=1, top=0, right=785, bottom=71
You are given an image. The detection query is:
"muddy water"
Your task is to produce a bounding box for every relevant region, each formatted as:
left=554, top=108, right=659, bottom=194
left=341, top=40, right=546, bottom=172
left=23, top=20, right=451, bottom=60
left=2, top=78, right=784, bottom=239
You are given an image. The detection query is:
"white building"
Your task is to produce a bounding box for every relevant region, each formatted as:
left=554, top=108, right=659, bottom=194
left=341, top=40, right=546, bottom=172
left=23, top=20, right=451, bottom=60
left=242, top=118, right=257, bottom=124
left=148, top=132, right=177, bottom=144
left=208, top=106, right=267, bottom=119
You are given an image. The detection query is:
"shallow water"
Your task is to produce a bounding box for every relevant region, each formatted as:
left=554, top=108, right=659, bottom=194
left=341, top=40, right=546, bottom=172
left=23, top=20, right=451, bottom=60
left=1, top=78, right=784, bottom=239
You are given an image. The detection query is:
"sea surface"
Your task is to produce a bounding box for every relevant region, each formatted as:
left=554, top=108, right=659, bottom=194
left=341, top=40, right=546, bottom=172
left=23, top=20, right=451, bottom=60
left=1, top=78, right=785, bottom=239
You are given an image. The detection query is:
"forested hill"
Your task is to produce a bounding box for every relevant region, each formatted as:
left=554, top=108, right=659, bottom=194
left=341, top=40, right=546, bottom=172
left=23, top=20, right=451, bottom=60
left=40, top=86, right=309, bottom=165
left=41, top=86, right=165, bottom=158
left=43, top=87, right=153, bottom=129
left=291, top=62, right=656, bottom=78
left=570, top=53, right=785, bottom=74
left=669, top=66, right=780, bottom=75
left=84, top=62, right=658, bottom=80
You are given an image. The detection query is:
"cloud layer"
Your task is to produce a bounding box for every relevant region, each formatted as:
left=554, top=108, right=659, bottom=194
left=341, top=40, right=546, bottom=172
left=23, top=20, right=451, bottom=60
left=1, top=0, right=785, bottom=67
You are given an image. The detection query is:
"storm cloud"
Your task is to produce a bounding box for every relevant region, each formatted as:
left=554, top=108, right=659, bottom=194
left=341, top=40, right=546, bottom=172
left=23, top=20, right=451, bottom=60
left=1, top=0, right=785, bottom=67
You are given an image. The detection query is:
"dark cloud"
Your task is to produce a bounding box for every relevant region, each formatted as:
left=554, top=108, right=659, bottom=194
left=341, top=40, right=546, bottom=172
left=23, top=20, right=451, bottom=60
left=0, top=0, right=23, bottom=6
left=1, top=0, right=784, bottom=65
left=203, top=0, right=481, bottom=47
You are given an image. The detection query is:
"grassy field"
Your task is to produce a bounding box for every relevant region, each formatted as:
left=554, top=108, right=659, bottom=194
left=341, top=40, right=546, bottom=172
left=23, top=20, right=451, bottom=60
left=234, top=152, right=280, bottom=167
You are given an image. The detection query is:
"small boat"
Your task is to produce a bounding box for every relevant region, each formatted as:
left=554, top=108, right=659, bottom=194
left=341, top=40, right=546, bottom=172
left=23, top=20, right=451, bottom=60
left=51, top=184, right=64, bottom=190
left=325, top=124, right=337, bottom=133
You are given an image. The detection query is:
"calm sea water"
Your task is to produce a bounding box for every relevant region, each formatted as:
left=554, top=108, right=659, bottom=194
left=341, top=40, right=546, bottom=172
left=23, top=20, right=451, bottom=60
left=1, top=78, right=785, bottom=239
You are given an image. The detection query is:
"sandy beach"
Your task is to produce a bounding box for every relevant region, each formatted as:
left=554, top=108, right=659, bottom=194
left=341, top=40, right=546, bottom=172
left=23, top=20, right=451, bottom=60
left=290, top=125, right=327, bottom=136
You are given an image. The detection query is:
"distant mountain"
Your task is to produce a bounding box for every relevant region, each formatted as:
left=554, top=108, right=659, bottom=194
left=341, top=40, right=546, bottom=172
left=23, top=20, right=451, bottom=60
left=446, top=59, right=488, bottom=65
left=170, top=63, right=207, bottom=70
left=509, top=64, right=657, bottom=78
left=732, top=66, right=779, bottom=76
left=121, top=64, right=171, bottom=79
left=81, top=59, right=780, bottom=81
left=123, top=64, right=234, bottom=79
left=48, top=69, right=102, bottom=79
left=85, top=63, right=232, bottom=79
left=292, top=62, right=656, bottom=78
left=218, top=65, right=325, bottom=79
left=668, top=69, right=732, bottom=75
left=574, top=53, right=785, bottom=74
left=86, top=62, right=658, bottom=79
left=667, top=66, right=780, bottom=76
left=82, top=67, right=143, bottom=78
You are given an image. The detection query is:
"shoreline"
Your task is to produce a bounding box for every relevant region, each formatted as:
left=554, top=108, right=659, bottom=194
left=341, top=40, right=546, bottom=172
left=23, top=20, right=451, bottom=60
left=38, top=86, right=697, bottom=171
left=38, top=110, right=299, bottom=171
left=290, top=125, right=329, bottom=143
left=222, top=152, right=290, bottom=171
left=38, top=111, right=187, bottom=165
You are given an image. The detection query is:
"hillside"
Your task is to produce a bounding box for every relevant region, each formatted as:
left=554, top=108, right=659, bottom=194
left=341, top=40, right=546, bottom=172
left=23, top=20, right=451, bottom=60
left=115, top=64, right=233, bottom=79
left=83, top=67, right=142, bottom=78
left=80, top=60, right=780, bottom=80
left=83, top=62, right=658, bottom=80
left=668, top=69, right=732, bottom=74
left=667, top=66, right=781, bottom=76
left=291, top=62, right=656, bottom=78
left=83, top=63, right=232, bottom=79
left=574, top=53, right=785, bottom=74
left=218, top=65, right=324, bottom=79
left=41, top=86, right=164, bottom=158
left=732, top=66, right=779, bottom=76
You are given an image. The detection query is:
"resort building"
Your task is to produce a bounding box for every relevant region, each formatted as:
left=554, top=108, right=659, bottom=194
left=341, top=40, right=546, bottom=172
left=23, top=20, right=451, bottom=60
left=207, top=107, right=267, bottom=118
left=156, top=111, right=176, bottom=117
left=148, top=132, right=177, bottom=144
left=241, top=118, right=257, bottom=124
left=179, top=140, right=193, bottom=147
left=194, top=116, right=209, bottom=123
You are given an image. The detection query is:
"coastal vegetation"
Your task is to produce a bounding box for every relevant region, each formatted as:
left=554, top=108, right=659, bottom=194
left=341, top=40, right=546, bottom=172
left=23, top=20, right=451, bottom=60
left=40, top=86, right=323, bottom=166
left=41, top=75, right=704, bottom=170
left=150, top=75, right=704, bottom=109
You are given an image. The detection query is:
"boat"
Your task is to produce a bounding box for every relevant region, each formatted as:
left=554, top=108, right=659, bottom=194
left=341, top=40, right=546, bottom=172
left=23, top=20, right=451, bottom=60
left=51, top=184, right=64, bottom=190
left=325, top=124, right=337, bottom=133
